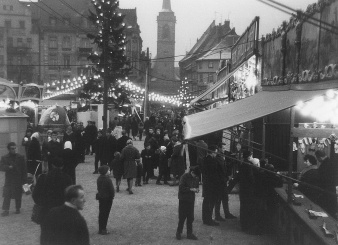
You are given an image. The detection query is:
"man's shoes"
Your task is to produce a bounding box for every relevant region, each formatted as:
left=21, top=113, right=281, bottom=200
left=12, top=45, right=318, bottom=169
left=98, top=230, right=110, bottom=235
left=93, top=171, right=98, bottom=174
left=187, top=233, right=198, bottom=240
left=138, top=183, right=142, bottom=187
left=1, top=211, right=9, bottom=217
left=129, top=190, right=133, bottom=194
left=164, top=181, right=169, bottom=185
left=15, top=209, right=20, bottom=214
left=176, top=232, right=181, bottom=240
left=126, top=188, right=130, bottom=191
left=224, top=213, right=237, bottom=219
left=116, top=186, right=119, bottom=192
left=156, top=182, right=162, bottom=185
left=203, top=220, right=220, bottom=226
left=212, top=220, right=220, bottom=226
left=215, top=216, right=226, bottom=222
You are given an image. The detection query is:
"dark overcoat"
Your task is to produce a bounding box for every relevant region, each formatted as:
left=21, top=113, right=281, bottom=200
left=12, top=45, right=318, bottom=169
left=121, top=145, right=140, bottom=179
left=170, top=144, right=185, bottom=176
left=0, top=153, right=27, bottom=199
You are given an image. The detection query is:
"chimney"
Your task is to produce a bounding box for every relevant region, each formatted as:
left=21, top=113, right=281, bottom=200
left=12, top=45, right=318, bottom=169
left=223, top=20, right=230, bottom=30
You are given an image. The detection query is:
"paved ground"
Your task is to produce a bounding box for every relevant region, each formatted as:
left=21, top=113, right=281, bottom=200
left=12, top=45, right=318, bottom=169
left=0, top=140, right=278, bottom=245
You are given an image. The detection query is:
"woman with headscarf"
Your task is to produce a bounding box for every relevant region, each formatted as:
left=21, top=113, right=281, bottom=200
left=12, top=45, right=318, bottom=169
left=27, top=132, right=42, bottom=176
left=61, top=141, right=77, bottom=184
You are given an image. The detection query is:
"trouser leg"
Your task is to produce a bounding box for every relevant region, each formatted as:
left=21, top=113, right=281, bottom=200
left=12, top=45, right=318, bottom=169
left=2, top=197, right=10, bottom=211
left=186, top=201, right=195, bottom=235
left=94, top=155, right=99, bottom=171
left=15, top=196, right=22, bottom=210
left=99, top=199, right=113, bottom=231
left=177, top=200, right=187, bottom=234
left=215, top=196, right=221, bottom=217
left=222, top=192, right=230, bottom=214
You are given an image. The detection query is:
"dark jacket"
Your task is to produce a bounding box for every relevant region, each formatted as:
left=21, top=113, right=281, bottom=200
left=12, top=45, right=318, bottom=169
left=32, top=168, right=72, bottom=209
left=93, top=136, right=104, bottom=157
left=97, top=175, right=115, bottom=200
left=202, top=154, right=222, bottom=197
left=0, top=153, right=27, bottom=199
left=41, top=204, right=90, bottom=245
left=46, top=140, right=62, bottom=161
left=62, top=148, right=78, bottom=184
left=27, top=137, right=41, bottom=161
left=239, top=160, right=255, bottom=201
left=102, top=135, right=117, bottom=163
left=178, top=172, right=199, bottom=202
left=117, top=135, right=130, bottom=153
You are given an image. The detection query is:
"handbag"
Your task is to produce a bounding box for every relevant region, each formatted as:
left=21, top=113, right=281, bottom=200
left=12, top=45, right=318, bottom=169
left=31, top=204, right=47, bottom=224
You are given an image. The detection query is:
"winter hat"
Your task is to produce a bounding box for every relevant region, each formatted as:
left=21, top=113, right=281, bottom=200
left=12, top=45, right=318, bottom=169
left=160, top=146, right=166, bottom=152
left=64, top=141, right=72, bottom=150
left=98, top=165, right=110, bottom=175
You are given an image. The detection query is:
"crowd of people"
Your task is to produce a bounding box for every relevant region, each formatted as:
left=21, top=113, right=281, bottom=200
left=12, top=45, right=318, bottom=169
left=0, top=111, right=337, bottom=244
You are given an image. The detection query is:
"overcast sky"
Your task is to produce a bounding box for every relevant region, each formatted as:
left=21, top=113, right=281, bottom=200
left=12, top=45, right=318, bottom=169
left=119, top=0, right=315, bottom=64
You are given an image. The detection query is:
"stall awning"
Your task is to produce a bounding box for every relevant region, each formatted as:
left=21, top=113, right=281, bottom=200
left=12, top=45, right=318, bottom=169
left=184, top=89, right=331, bottom=139
left=190, top=68, right=238, bottom=105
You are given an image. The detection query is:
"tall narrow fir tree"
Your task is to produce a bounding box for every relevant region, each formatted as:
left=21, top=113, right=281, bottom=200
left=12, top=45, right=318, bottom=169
left=82, top=0, right=130, bottom=131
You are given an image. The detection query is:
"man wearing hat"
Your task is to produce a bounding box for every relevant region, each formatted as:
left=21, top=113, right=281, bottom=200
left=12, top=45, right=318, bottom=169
left=120, top=140, right=140, bottom=194
left=176, top=165, right=200, bottom=240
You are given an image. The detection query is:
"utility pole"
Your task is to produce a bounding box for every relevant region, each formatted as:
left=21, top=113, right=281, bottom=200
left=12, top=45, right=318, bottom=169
left=143, top=48, right=150, bottom=122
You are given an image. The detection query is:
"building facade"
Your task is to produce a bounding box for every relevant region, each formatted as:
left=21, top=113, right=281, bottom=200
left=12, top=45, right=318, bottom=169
left=0, top=0, right=144, bottom=90
left=0, top=0, right=39, bottom=84
left=179, top=20, right=238, bottom=97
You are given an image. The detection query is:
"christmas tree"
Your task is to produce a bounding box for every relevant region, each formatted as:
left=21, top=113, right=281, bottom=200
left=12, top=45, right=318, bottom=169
left=81, top=0, right=130, bottom=106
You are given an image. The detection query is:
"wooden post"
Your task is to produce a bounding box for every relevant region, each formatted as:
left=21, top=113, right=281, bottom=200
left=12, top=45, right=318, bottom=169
left=262, top=116, right=266, bottom=159
left=288, top=107, right=295, bottom=204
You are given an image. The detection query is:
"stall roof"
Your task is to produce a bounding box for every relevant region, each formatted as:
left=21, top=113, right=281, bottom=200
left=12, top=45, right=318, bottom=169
left=184, top=89, right=331, bottom=139
left=0, top=108, right=28, bottom=118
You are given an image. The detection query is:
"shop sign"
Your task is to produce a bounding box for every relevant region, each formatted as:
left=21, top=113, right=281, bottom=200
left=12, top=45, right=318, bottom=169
left=231, top=17, right=259, bottom=69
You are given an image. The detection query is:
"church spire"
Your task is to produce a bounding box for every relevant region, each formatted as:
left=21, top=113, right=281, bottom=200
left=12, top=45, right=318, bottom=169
left=162, top=0, right=172, bottom=11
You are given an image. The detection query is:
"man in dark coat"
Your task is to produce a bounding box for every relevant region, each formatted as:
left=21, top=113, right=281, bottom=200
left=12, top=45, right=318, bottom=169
left=93, top=130, right=104, bottom=174
left=46, top=131, right=63, bottom=169
left=40, top=185, right=89, bottom=245
left=117, top=130, right=130, bottom=153
left=102, top=128, right=117, bottom=166
left=0, top=142, right=27, bottom=216
left=315, top=150, right=337, bottom=218
left=202, top=145, right=221, bottom=226
left=214, top=143, right=236, bottom=221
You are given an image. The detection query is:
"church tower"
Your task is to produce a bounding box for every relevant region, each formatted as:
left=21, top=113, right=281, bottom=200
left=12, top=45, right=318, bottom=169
left=153, top=0, right=176, bottom=93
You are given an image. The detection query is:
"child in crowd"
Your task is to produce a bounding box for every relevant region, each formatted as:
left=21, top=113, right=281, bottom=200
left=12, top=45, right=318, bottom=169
left=96, top=165, right=115, bottom=235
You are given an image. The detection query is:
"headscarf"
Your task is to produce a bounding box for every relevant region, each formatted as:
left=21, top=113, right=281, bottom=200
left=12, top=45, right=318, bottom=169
left=64, top=141, right=72, bottom=150
left=31, top=132, right=40, bottom=140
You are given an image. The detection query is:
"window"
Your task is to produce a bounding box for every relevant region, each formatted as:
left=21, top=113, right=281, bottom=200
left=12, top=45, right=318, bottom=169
left=5, top=20, right=11, bottom=29
left=49, top=36, right=57, bottom=49
left=49, top=17, right=57, bottom=26
left=208, top=73, right=214, bottom=83
left=17, top=38, right=23, bottom=47
left=63, top=14, right=71, bottom=26
left=208, top=61, right=213, bottom=68
left=49, top=54, right=58, bottom=68
left=7, top=37, right=13, bottom=47
left=3, top=5, right=6, bottom=10
left=27, top=38, right=32, bottom=48
left=10, top=5, right=13, bottom=11
left=19, top=21, right=25, bottom=29
left=63, top=55, right=70, bottom=68
left=62, top=36, right=71, bottom=49
left=17, top=56, right=22, bottom=65
left=199, top=74, right=203, bottom=83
